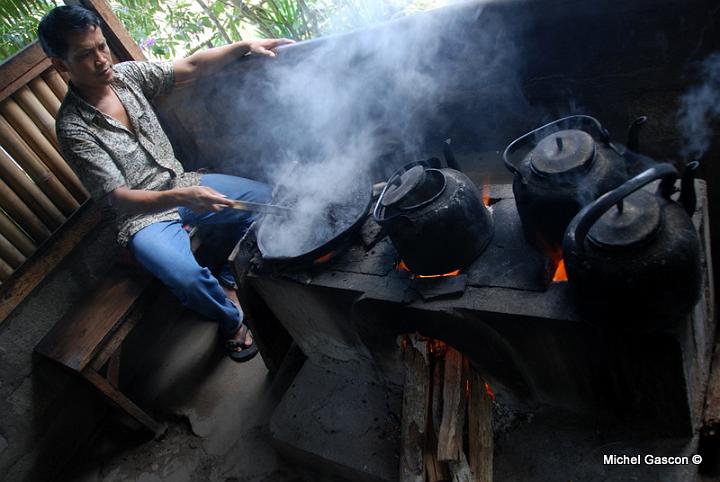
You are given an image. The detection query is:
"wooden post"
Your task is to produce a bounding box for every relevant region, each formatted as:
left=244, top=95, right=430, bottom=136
left=468, top=370, right=493, bottom=482
left=0, top=98, right=88, bottom=202
left=400, top=335, right=431, bottom=482
left=438, top=347, right=465, bottom=462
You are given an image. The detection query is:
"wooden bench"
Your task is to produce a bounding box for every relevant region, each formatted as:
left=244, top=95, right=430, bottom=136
left=34, top=229, right=203, bottom=436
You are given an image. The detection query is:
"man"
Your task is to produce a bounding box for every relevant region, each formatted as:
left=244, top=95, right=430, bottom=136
left=38, top=5, right=293, bottom=361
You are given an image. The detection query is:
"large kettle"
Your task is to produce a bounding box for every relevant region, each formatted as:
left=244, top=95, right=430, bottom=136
left=373, top=159, right=493, bottom=275
left=503, top=115, right=629, bottom=252
left=562, top=163, right=702, bottom=331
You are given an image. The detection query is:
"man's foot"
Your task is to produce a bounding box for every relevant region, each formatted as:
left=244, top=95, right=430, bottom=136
left=225, top=324, right=258, bottom=362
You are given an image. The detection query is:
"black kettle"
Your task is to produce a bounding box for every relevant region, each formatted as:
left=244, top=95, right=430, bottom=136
left=373, top=159, right=493, bottom=275
left=562, top=163, right=702, bottom=331
left=503, top=115, right=628, bottom=253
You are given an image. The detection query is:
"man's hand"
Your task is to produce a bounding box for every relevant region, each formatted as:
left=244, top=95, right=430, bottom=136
left=176, top=186, right=234, bottom=212
left=246, top=38, right=295, bottom=58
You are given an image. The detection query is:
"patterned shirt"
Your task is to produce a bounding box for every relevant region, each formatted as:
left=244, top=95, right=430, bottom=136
left=56, top=60, right=201, bottom=246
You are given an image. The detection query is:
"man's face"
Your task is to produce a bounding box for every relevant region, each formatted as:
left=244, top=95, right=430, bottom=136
left=52, top=25, right=114, bottom=90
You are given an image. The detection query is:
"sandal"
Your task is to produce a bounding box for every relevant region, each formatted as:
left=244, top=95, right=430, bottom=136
left=225, top=324, right=258, bottom=362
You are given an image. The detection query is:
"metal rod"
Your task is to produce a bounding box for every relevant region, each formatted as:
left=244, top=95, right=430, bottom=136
left=229, top=200, right=295, bottom=216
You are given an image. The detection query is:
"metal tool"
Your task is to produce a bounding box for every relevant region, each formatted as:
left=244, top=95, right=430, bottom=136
left=228, top=200, right=295, bottom=216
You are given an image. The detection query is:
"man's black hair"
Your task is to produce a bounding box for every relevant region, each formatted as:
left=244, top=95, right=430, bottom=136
left=37, top=6, right=103, bottom=59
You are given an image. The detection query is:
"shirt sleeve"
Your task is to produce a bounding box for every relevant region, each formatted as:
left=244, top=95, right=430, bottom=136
left=58, top=125, right=126, bottom=200
left=114, top=60, right=175, bottom=100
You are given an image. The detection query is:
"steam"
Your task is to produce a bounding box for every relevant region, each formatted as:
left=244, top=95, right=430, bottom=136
left=677, top=53, right=720, bottom=161
left=226, top=2, right=507, bottom=258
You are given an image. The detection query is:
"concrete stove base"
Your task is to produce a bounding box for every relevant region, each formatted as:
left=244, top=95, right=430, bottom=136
left=270, top=358, right=402, bottom=482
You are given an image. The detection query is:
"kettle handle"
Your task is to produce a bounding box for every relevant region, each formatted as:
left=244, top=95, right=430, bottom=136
left=564, top=163, right=679, bottom=256
left=503, top=115, right=610, bottom=179
left=373, top=159, right=433, bottom=224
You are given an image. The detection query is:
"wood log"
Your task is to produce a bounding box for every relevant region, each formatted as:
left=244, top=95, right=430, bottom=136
left=425, top=355, right=451, bottom=482
left=28, top=77, right=61, bottom=117
left=0, top=232, right=26, bottom=268
left=0, top=257, right=12, bottom=282
left=42, top=69, right=68, bottom=101
left=438, top=347, right=466, bottom=462
left=448, top=450, right=473, bottom=482
left=0, top=175, right=52, bottom=242
left=1, top=98, right=88, bottom=202
left=468, top=370, right=493, bottom=482
left=13, top=85, right=59, bottom=149
left=400, top=335, right=430, bottom=482
left=0, top=114, right=78, bottom=217
left=0, top=209, right=35, bottom=257
left=0, top=145, right=64, bottom=230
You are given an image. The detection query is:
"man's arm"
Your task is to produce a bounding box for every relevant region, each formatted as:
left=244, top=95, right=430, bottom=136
left=173, top=38, right=294, bottom=85
left=109, top=185, right=234, bottom=215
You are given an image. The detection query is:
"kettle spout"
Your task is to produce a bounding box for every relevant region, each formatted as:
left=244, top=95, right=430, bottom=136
left=680, top=161, right=700, bottom=215
left=626, top=116, right=648, bottom=153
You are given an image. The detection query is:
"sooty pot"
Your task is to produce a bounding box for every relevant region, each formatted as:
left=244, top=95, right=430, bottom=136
left=373, top=160, right=493, bottom=275
left=562, top=163, right=702, bottom=332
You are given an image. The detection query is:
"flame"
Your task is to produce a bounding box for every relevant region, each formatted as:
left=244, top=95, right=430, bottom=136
left=552, top=259, right=568, bottom=282
left=484, top=382, right=496, bottom=402
left=314, top=251, right=335, bottom=265
left=396, top=260, right=461, bottom=278
left=482, top=175, right=491, bottom=206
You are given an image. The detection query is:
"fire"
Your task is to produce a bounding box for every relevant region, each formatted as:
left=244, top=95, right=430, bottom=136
left=483, top=382, right=496, bottom=401
left=314, top=251, right=335, bottom=265
left=552, top=259, right=568, bottom=282
left=396, top=260, right=461, bottom=278
left=482, top=175, right=491, bottom=206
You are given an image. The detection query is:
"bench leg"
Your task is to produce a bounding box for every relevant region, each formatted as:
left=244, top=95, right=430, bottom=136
left=82, top=367, right=166, bottom=436
left=107, top=347, right=121, bottom=388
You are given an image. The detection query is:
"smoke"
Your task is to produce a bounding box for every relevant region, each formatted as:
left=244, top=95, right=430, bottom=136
left=677, top=53, right=720, bottom=161
left=228, top=1, right=510, bottom=258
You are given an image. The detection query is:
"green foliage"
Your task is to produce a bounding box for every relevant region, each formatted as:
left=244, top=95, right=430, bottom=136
left=0, top=0, right=57, bottom=59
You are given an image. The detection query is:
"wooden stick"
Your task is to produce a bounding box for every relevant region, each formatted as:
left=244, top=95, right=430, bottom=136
left=0, top=114, right=79, bottom=216
left=0, top=232, right=26, bottom=268
left=425, top=355, right=451, bottom=482
left=42, top=69, right=68, bottom=102
left=13, top=85, right=59, bottom=148
left=448, top=450, right=473, bottom=482
left=400, top=335, right=430, bottom=482
left=468, top=370, right=493, bottom=482
left=28, top=77, right=61, bottom=118
left=0, top=145, right=64, bottom=230
left=1, top=98, right=88, bottom=202
left=0, top=175, right=52, bottom=242
left=0, top=209, right=36, bottom=257
left=438, top=347, right=465, bottom=462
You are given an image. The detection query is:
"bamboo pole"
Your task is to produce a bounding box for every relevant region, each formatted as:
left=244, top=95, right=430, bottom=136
left=28, top=77, right=62, bottom=118
left=0, top=143, right=64, bottom=230
left=0, top=257, right=13, bottom=282
left=13, top=85, right=59, bottom=149
left=1, top=98, right=88, bottom=202
left=42, top=69, right=68, bottom=101
left=0, top=232, right=26, bottom=268
left=0, top=176, right=52, bottom=242
left=0, top=209, right=36, bottom=257
left=0, top=114, right=79, bottom=216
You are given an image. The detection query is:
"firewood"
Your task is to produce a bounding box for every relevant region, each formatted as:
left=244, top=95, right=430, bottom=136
left=448, top=449, right=473, bottom=482
left=400, top=335, right=431, bottom=482
left=468, top=370, right=493, bottom=482
left=425, top=357, right=451, bottom=482
left=437, top=347, right=465, bottom=462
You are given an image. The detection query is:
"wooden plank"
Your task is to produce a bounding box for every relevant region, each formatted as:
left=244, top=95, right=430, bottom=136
left=438, top=347, right=465, bottom=462
left=1, top=97, right=88, bottom=202
left=82, top=367, right=165, bottom=435
left=0, top=201, right=101, bottom=322
left=0, top=43, right=52, bottom=103
left=81, top=0, right=146, bottom=62
left=106, top=347, right=121, bottom=388
left=35, top=265, right=152, bottom=371
left=468, top=370, right=493, bottom=482
left=400, top=335, right=430, bottom=482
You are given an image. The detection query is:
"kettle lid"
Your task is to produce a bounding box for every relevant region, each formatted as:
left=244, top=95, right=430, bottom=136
left=587, top=190, right=662, bottom=249
left=381, top=165, right=426, bottom=207
left=529, top=129, right=596, bottom=178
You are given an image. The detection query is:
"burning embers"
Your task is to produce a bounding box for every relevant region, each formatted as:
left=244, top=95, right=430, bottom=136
left=396, top=259, right=462, bottom=279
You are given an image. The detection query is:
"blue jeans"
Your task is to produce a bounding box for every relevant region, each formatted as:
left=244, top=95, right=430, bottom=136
left=128, top=174, right=271, bottom=336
